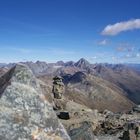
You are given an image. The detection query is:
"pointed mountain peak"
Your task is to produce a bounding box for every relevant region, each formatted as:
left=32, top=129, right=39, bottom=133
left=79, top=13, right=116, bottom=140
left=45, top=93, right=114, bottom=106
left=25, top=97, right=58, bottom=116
left=75, top=58, right=90, bottom=69
left=56, top=61, right=65, bottom=65
left=78, top=58, right=89, bottom=63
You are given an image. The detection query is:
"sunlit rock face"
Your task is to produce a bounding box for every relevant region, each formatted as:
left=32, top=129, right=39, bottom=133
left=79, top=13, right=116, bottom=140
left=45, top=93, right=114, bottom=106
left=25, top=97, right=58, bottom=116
left=0, top=64, right=70, bottom=140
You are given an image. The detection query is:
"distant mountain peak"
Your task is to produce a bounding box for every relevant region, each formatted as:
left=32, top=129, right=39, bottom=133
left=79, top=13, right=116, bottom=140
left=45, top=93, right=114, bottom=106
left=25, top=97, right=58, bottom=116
left=64, top=61, right=75, bottom=67
left=36, top=60, right=47, bottom=64
left=78, top=58, right=89, bottom=63
left=56, top=61, right=65, bottom=65
left=74, top=58, right=90, bottom=69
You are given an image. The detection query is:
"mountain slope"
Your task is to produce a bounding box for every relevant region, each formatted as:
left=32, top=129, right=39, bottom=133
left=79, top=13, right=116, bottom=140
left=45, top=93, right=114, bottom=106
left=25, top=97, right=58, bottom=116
left=63, top=71, right=134, bottom=112
left=0, top=67, right=8, bottom=77
left=93, top=64, right=140, bottom=104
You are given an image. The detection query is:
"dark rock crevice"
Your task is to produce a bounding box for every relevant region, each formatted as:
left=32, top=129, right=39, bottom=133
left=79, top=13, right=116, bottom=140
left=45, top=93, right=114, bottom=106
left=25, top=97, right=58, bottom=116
left=0, top=65, right=16, bottom=97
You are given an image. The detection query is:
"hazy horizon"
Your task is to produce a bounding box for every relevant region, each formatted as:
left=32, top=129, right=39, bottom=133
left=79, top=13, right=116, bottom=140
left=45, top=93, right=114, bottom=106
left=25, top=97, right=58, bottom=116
left=0, top=58, right=140, bottom=65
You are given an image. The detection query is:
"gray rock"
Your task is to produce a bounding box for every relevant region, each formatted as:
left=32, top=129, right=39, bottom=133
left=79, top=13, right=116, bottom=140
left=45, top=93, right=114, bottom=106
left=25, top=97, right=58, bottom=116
left=95, top=136, right=119, bottom=140
left=69, top=121, right=95, bottom=140
left=122, top=130, right=137, bottom=140
left=122, top=122, right=140, bottom=140
left=133, top=105, right=140, bottom=113
left=0, top=63, right=70, bottom=140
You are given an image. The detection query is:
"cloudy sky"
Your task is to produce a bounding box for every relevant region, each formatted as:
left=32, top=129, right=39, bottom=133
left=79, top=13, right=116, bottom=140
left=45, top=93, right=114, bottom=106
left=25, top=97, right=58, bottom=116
left=0, top=0, right=140, bottom=63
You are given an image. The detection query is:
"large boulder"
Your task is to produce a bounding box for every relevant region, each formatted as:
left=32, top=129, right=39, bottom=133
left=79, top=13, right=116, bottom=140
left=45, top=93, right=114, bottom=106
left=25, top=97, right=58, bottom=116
left=0, top=64, right=70, bottom=140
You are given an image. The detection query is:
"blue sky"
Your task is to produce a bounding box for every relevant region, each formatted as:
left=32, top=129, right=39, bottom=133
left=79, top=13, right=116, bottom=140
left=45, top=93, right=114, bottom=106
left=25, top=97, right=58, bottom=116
left=0, top=0, right=140, bottom=63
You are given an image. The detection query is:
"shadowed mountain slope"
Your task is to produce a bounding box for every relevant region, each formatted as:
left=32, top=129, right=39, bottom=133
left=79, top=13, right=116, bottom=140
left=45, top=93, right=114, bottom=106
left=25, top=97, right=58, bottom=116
left=63, top=71, right=134, bottom=112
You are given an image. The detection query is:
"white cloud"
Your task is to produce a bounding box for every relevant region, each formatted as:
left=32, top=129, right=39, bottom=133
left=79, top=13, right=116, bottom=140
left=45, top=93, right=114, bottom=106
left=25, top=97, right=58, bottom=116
left=90, top=56, right=97, bottom=60
left=98, top=39, right=108, bottom=45
left=101, top=19, right=140, bottom=36
left=123, top=53, right=140, bottom=59
left=116, top=43, right=135, bottom=52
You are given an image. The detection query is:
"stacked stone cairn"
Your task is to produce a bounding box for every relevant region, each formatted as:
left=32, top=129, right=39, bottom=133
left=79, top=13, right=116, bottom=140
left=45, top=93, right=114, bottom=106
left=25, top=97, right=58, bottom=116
left=52, top=76, right=70, bottom=120
left=52, top=76, right=64, bottom=100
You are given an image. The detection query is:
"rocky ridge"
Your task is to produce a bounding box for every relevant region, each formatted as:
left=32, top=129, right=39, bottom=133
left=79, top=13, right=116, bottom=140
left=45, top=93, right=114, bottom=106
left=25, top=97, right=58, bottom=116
left=0, top=64, right=70, bottom=140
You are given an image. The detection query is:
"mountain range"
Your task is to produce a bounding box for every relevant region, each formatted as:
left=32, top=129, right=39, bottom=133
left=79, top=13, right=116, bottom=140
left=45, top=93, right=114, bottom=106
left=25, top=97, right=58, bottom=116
left=1, top=58, right=140, bottom=112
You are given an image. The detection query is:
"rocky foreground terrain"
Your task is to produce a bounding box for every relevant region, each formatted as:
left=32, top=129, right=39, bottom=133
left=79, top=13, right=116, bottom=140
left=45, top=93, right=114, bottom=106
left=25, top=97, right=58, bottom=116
left=0, top=64, right=70, bottom=140
left=0, top=63, right=140, bottom=140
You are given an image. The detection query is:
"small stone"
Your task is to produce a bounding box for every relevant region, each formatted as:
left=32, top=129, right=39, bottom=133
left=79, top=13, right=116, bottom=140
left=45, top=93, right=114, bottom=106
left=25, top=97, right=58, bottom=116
left=57, top=111, right=70, bottom=120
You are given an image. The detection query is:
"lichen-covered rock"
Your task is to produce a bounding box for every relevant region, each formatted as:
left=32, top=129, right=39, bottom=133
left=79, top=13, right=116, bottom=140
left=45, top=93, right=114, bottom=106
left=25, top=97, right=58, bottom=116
left=69, top=121, right=95, bottom=140
left=0, top=64, right=70, bottom=140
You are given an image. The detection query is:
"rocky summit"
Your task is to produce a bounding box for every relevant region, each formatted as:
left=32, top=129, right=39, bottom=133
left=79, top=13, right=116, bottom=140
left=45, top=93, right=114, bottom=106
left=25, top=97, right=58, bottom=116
left=0, top=64, right=70, bottom=140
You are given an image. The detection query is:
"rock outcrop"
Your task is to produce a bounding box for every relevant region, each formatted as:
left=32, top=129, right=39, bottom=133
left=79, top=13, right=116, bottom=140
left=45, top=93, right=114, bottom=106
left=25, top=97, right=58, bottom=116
left=122, top=121, right=140, bottom=140
left=133, top=105, right=140, bottom=113
left=0, top=64, right=70, bottom=140
left=59, top=100, right=140, bottom=140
